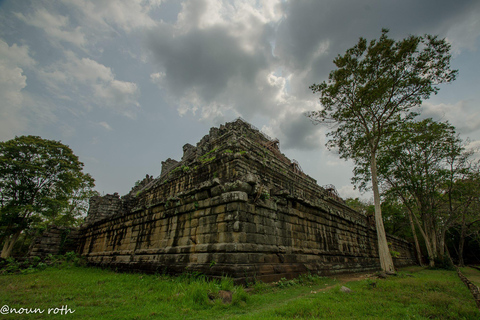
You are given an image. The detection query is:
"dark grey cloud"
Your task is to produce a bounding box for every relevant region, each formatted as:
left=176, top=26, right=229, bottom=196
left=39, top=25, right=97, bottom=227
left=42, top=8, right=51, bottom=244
left=144, top=0, right=480, bottom=151
left=278, top=111, right=323, bottom=150
left=275, top=0, right=479, bottom=98
left=146, top=24, right=268, bottom=103
left=144, top=12, right=288, bottom=122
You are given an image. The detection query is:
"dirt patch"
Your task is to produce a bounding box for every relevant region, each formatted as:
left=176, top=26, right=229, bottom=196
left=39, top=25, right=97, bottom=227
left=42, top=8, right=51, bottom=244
left=333, top=271, right=377, bottom=283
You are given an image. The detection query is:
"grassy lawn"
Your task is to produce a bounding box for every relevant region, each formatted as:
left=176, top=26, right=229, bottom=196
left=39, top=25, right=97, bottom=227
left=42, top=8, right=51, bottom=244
left=460, top=267, right=480, bottom=287
left=0, top=264, right=479, bottom=319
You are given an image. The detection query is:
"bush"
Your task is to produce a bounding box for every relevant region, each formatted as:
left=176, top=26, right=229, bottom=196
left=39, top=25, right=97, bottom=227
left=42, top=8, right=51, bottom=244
left=431, top=256, right=455, bottom=271
left=0, top=252, right=85, bottom=275
left=219, top=276, right=234, bottom=291
left=232, top=286, right=249, bottom=305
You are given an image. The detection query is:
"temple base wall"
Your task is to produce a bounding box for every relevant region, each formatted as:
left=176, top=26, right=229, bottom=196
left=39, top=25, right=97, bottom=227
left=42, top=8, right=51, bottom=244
left=78, top=188, right=416, bottom=282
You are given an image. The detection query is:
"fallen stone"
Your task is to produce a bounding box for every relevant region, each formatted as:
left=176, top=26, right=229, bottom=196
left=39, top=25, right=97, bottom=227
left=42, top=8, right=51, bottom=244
left=340, top=286, right=352, bottom=293
left=218, top=290, right=233, bottom=304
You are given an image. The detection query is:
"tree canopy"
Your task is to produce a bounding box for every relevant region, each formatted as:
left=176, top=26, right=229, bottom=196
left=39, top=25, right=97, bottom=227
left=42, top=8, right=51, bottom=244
left=308, top=29, right=457, bottom=272
left=0, top=135, right=95, bottom=257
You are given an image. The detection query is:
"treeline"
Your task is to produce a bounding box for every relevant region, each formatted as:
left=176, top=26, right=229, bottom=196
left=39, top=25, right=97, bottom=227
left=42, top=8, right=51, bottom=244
left=308, top=29, right=478, bottom=270
left=346, top=120, right=480, bottom=267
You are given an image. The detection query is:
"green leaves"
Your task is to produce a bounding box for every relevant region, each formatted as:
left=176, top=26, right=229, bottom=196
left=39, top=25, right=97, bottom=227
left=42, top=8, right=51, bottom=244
left=308, top=29, right=457, bottom=187
left=0, top=136, right=96, bottom=252
left=378, top=119, right=463, bottom=196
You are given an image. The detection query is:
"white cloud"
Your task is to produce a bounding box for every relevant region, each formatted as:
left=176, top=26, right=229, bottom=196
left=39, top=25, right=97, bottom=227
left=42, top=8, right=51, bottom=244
left=176, top=0, right=282, bottom=32
left=176, top=0, right=282, bottom=54
left=39, top=51, right=140, bottom=118
left=0, top=39, right=36, bottom=139
left=98, top=121, right=113, bottom=131
left=465, top=139, right=480, bottom=161
left=0, top=40, right=36, bottom=68
left=0, top=64, right=28, bottom=139
left=61, top=0, right=161, bottom=34
left=261, top=107, right=324, bottom=150
left=0, top=64, right=26, bottom=108
left=444, top=3, right=480, bottom=54
left=150, top=72, right=165, bottom=86
left=14, top=0, right=164, bottom=54
left=15, top=8, right=86, bottom=48
left=337, top=185, right=367, bottom=201
left=420, top=100, right=480, bottom=134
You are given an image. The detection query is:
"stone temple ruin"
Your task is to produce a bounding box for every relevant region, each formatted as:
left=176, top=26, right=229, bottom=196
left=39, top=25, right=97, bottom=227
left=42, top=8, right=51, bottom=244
left=35, top=118, right=416, bottom=282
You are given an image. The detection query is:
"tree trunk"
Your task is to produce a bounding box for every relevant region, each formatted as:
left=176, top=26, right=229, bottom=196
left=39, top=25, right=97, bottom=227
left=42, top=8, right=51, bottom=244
left=1, top=230, right=21, bottom=258
left=370, top=152, right=395, bottom=273
left=412, top=211, right=435, bottom=267
left=438, top=228, right=446, bottom=259
left=444, top=242, right=454, bottom=266
left=431, top=224, right=438, bottom=262
left=406, top=206, right=424, bottom=266
left=458, top=212, right=467, bottom=267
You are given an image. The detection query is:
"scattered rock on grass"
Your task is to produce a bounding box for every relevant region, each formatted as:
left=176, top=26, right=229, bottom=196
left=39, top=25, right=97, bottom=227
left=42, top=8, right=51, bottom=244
left=219, top=290, right=233, bottom=304
left=340, top=286, right=352, bottom=293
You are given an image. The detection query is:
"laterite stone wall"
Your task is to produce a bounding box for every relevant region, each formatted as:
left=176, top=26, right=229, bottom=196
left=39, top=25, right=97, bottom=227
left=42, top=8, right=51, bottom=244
left=76, top=119, right=416, bottom=282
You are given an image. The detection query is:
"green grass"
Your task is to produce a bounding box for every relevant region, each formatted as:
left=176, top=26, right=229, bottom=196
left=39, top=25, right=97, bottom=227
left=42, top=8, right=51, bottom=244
left=0, top=265, right=478, bottom=319
left=251, top=267, right=479, bottom=320
left=460, top=267, right=480, bottom=287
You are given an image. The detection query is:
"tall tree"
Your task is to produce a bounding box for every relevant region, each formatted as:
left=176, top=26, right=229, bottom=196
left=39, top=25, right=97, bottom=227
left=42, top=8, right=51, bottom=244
left=0, top=135, right=95, bottom=257
left=308, top=29, right=457, bottom=272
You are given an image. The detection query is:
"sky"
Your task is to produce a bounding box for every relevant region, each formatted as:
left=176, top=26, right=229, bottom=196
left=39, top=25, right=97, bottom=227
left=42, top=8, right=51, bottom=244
left=1, top=0, right=480, bottom=200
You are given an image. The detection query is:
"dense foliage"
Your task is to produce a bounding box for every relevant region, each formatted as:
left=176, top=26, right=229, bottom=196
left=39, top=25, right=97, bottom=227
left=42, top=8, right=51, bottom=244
left=0, top=135, right=96, bottom=257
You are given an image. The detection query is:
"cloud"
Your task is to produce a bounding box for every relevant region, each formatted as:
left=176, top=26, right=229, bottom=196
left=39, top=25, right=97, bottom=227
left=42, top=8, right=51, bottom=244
left=465, top=139, right=480, bottom=161
left=273, top=0, right=480, bottom=99
left=145, top=0, right=329, bottom=145
left=14, top=0, right=165, bottom=54
left=145, top=19, right=283, bottom=120
left=337, top=185, right=365, bottom=201
left=442, top=2, right=480, bottom=54
left=420, top=100, right=480, bottom=134
left=15, top=8, right=86, bottom=48
left=61, top=0, right=161, bottom=34
left=39, top=51, right=140, bottom=118
left=144, top=0, right=480, bottom=153
left=176, top=0, right=282, bottom=32
left=261, top=108, right=324, bottom=150
left=0, top=40, right=36, bottom=68
left=150, top=72, right=165, bottom=85
left=0, top=63, right=28, bottom=139
left=0, top=39, right=36, bottom=139
left=98, top=121, right=113, bottom=131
